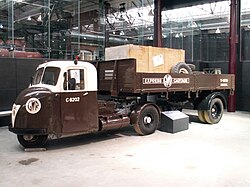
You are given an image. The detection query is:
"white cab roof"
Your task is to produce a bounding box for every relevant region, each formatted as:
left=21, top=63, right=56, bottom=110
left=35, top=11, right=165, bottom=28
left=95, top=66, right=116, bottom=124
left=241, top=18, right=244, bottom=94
left=33, top=60, right=97, bottom=92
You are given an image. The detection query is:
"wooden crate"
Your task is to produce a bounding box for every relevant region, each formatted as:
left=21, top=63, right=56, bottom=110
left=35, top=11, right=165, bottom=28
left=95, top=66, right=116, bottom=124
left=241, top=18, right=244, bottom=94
left=105, top=44, right=185, bottom=73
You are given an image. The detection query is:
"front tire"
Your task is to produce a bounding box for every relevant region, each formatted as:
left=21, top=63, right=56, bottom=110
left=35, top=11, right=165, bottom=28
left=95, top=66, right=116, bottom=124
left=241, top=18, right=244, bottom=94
left=132, top=105, right=160, bottom=135
left=17, top=134, right=48, bottom=148
left=204, top=98, right=224, bottom=124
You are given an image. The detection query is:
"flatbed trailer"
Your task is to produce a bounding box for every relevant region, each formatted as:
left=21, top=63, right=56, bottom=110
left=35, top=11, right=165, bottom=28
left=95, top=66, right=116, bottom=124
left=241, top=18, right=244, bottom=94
left=97, top=58, right=235, bottom=96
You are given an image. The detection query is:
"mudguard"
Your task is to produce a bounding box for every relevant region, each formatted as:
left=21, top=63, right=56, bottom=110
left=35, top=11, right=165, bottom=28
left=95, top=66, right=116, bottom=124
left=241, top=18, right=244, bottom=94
left=196, top=92, right=227, bottom=111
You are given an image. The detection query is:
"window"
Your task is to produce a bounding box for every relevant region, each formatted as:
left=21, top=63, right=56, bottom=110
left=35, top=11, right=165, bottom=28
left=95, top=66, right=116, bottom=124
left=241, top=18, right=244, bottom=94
left=32, top=67, right=60, bottom=85
left=42, top=67, right=60, bottom=85
left=80, top=50, right=93, bottom=60
left=32, top=68, right=44, bottom=85
left=64, top=69, right=85, bottom=90
left=242, top=30, right=250, bottom=61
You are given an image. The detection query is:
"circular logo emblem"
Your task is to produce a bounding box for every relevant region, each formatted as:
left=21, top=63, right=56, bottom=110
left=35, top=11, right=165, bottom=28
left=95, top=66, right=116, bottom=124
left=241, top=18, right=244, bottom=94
left=26, top=98, right=41, bottom=114
left=163, top=74, right=172, bottom=88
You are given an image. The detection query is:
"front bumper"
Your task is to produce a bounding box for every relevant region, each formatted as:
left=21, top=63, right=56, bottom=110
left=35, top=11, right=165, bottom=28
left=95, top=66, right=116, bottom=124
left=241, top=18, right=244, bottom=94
left=9, top=127, right=47, bottom=135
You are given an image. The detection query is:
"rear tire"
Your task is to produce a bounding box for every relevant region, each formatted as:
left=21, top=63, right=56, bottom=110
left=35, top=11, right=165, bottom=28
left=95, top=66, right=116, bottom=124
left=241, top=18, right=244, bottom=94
left=17, top=134, right=48, bottom=148
left=132, top=105, right=160, bottom=135
left=198, top=110, right=206, bottom=123
left=204, top=98, right=224, bottom=124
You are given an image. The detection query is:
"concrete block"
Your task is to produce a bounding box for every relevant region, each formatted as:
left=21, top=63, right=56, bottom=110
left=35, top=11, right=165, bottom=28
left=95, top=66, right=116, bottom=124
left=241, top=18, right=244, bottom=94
left=160, top=110, right=189, bottom=133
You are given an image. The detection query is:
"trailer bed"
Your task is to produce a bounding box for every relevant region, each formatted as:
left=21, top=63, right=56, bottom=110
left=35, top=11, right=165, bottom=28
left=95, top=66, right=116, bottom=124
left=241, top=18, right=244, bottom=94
left=96, top=59, right=235, bottom=96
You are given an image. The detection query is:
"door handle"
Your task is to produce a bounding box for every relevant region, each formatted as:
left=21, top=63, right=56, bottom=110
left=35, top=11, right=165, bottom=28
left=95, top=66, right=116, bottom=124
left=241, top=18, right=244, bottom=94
left=83, top=92, right=88, bottom=96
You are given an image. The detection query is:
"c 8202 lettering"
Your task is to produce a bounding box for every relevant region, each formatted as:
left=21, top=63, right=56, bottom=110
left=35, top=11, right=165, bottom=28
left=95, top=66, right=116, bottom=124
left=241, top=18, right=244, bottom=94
left=65, top=97, right=80, bottom=103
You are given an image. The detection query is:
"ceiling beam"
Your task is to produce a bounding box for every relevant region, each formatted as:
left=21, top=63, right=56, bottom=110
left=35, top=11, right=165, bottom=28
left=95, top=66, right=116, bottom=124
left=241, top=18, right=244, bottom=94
left=162, top=0, right=226, bottom=10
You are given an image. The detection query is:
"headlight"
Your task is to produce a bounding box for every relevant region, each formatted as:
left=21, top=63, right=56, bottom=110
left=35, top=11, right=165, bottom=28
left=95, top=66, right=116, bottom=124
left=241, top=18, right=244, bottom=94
left=12, top=104, right=21, bottom=127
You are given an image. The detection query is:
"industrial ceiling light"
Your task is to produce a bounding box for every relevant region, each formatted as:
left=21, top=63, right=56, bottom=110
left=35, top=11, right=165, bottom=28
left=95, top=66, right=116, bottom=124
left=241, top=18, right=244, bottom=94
left=187, top=21, right=198, bottom=28
left=37, top=14, right=42, bottom=22
left=0, top=24, right=3, bottom=29
left=119, top=3, right=126, bottom=12
left=191, top=21, right=197, bottom=28
left=120, top=31, right=125, bottom=35
left=147, top=36, right=153, bottom=40
left=148, top=9, right=154, bottom=16
left=215, top=28, right=221, bottom=33
left=27, top=16, right=31, bottom=21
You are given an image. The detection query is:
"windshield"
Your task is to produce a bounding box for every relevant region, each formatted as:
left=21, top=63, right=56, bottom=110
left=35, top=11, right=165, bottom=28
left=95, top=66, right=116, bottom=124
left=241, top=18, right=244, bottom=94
left=32, top=67, right=60, bottom=86
left=32, top=67, right=44, bottom=85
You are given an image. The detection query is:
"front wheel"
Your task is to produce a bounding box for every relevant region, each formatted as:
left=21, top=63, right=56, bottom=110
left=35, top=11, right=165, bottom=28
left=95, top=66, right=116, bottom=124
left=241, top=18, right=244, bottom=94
left=132, top=105, right=160, bottom=135
left=17, top=134, right=48, bottom=148
left=204, top=98, right=224, bottom=124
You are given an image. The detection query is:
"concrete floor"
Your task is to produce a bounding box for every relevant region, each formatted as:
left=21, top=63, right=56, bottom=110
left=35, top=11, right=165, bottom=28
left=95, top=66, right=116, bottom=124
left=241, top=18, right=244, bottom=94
left=1, top=109, right=250, bottom=187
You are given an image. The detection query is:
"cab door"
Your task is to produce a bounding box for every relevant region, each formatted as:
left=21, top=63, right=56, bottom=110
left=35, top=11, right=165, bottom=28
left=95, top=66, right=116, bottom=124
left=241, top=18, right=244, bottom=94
left=61, top=68, right=98, bottom=133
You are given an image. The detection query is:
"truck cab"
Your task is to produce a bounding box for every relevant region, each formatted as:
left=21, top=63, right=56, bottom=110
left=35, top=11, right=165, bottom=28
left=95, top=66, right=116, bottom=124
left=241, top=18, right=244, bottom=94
left=9, top=60, right=100, bottom=148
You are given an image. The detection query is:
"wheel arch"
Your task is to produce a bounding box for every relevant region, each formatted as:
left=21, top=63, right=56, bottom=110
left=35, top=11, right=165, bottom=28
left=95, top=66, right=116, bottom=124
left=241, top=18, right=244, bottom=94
left=196, top=92, right=227, bottom=111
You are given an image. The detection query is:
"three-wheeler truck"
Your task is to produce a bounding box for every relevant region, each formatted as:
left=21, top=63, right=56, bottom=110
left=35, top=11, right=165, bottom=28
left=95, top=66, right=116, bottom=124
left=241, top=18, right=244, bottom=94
left=9, top=58, right=235, bottom=148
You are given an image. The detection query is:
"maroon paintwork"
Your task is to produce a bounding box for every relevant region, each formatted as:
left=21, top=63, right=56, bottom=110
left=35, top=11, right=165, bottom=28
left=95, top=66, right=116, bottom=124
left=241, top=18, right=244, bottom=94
left=13, top=87, right=61, bottom=133
left=11, top=85, right=130, bottom=137
left=61, top=91, right=98, bottom=134
left=228, top=0, right=239, bottom=112
left=153, top=0, right=163, bottom=47
left=97, top=59, right=235, bottom=97
left=12, top=86, right=100, bottom=136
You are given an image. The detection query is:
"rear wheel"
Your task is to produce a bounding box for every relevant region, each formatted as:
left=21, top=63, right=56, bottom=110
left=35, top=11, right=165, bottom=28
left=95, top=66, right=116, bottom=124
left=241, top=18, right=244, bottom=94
left=17, top=134, right=48, bottom=148
left=198, top=110, right=206, bottom=123
left=132, top=105, right=160, bottom=135
left=204, top=98, right=224, bottom=124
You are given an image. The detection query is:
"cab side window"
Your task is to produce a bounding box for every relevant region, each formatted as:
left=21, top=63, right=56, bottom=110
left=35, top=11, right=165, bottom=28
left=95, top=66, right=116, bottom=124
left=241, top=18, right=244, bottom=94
left=63, top=69, right=85, bottom=90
